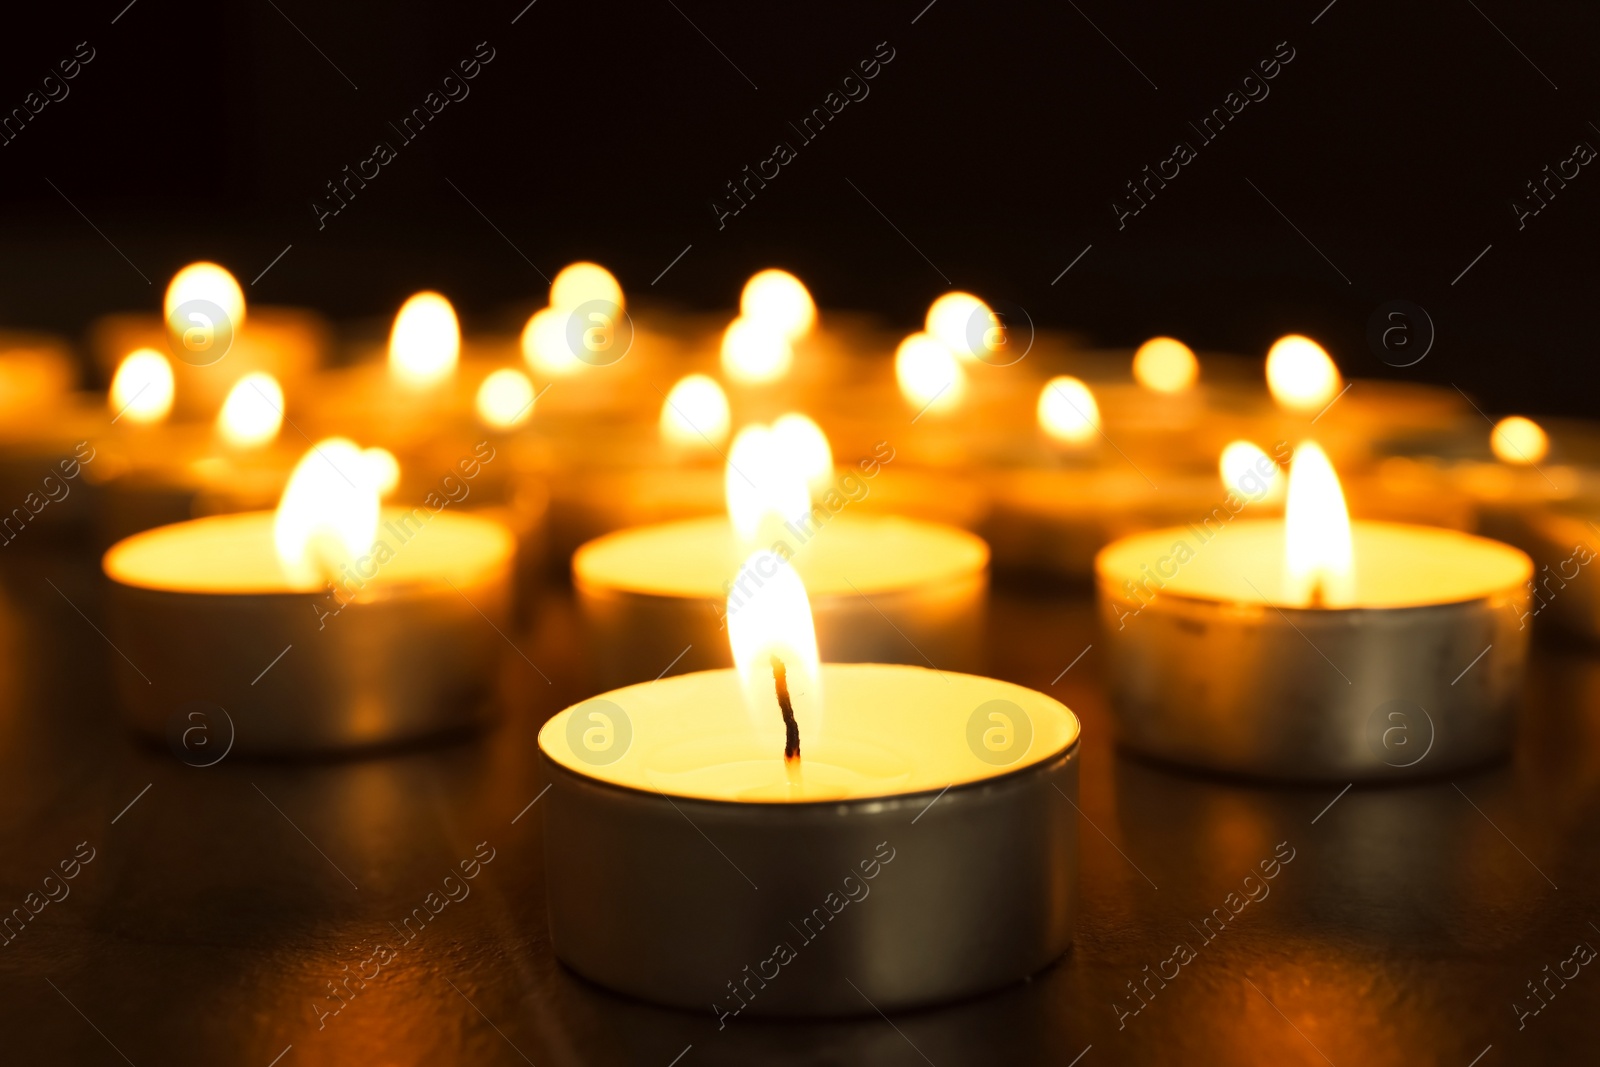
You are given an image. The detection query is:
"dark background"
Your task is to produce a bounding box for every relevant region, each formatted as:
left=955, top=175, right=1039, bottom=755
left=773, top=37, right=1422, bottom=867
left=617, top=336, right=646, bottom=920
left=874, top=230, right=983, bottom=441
left=0, top=0, right=1596, bottom=409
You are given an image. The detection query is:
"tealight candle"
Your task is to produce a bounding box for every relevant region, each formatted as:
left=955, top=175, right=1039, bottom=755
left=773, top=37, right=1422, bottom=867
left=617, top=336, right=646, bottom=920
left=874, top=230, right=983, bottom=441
left=90, top=261, right=329, bottom=421
left=0, top=331, right=105, bottom=542
left=1096, top=442, right=1531, bottom=780
left=103, top=439, right=515, bottom=753
left=573, top=421, right=989, bottom=687
left=540, top=552, right=1079, bottom=1014
left=95, top=371, right=303, bottom=544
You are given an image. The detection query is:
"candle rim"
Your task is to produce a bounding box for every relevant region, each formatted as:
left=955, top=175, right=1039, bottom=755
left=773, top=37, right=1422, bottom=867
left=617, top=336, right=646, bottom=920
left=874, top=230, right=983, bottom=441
left=1096, top=518, right=1532, bottom=611
left=572, top=513, right=990, bottom=600
left=103, top=507, right=515, bottom=595
left=538, top=662, right=1081, bottom=805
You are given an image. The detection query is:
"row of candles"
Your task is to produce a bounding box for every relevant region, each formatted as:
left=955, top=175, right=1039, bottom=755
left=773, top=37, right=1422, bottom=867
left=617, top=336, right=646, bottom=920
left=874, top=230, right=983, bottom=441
left=1, top=259, right=1579, bottom=1014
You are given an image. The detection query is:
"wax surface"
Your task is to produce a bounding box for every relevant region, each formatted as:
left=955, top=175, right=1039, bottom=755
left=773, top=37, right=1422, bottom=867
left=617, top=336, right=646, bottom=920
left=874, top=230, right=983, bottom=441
left=1098, top=519, right=1530, bottom=608
left=573, top=514, right=988, bottom=598
left=540, top=664, right=1079, bottom=803
left=103, top=508, right=514, bottom=594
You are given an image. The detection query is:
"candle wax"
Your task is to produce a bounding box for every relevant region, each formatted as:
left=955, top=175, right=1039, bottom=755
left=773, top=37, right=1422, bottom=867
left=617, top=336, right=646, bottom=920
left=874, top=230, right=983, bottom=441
left=539, top=663, right=1079, bottom=803
left=574, top=513, right=987, bottom=599
left=104, top=507, right=512, bottom=594
left=1099, top=519, right=1530, bottom=608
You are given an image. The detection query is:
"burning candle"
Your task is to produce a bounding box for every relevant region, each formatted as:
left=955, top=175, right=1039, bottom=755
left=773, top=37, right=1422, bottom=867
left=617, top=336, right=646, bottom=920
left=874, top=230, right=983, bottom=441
left=539, top=550, right=1080, bottom=1014
left=0, top=331, right=103, bottom=543
left=96, top=368, right=304, bottom=543
left=91, top=261, right=328, bottom=421
left=103, top=438, right=515, bottom=753
left=572, top=420, right=989, bottom=687
left=984, top=376, right=1230, bottom=576
left=1096, top=441, right=1531, bottom=780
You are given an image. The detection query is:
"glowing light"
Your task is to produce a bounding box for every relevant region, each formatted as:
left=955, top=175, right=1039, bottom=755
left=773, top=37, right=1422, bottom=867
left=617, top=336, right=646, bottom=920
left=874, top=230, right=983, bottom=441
left=1219, top=440, right=1284, bottom=504
left=363, top=448, right=400, bottom=498
left=1037, top=376, right=1100, bottom=445
left=925, top=291, right=992, bottom=361
left=1133, top=336, right=1198, bottom=394
left=518, top=306, right=580, bottom=378
left=894, top=332, right=964, bottom=413
left=550, top=261, right=623, bottom=312
left=771, top=413, right=833, bottom=494
left=1490, top=416, right=1548, bottom=465
left=1266, top=334, right=1341, bottom=412
left=109, top=348, right=175, bottom=425
left=216, top=373, right=284, bottom=448
left=273, top=438, right=380, bottom=589
left=726, top=548, right=822, bottom=741
left=388, top=291, right=460, bottom=390
left=721, top=317, right=793, bottom=384
left=164, top=261, right=245, bottom=331
left=726, top=425, right=812, bottom=546
left=1284, top=441, right=1353, bottom=607
left=476, top=368, right=536, bottom=429
left=660, top=374, right=730, bottom=448
left=740, top=269, right=815, bottom=340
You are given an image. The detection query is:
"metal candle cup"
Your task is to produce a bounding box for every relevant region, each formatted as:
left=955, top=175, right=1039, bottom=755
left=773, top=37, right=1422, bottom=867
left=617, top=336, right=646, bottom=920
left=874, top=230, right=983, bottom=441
left=103, top=508, right=515, bottom=754
left=538, top=664, right=1080, bottom=1015
left=1096, top=520, right=1532, bottom=781
left=572, top=514, right=989, bottom=688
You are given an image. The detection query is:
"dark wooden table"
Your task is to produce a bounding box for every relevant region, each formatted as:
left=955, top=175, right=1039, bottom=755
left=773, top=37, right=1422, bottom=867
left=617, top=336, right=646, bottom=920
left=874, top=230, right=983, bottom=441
left=2, top=549, right=1595, bottom=1066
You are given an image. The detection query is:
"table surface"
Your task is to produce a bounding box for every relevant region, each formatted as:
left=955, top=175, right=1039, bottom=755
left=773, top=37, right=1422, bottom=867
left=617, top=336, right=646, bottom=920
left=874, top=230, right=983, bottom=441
left=2, top=548, right=1596, bottom=1067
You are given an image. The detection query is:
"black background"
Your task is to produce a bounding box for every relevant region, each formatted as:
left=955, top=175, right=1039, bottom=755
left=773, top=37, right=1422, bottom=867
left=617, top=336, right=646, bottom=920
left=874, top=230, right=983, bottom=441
left=0, top=0, right=1596, bottom=409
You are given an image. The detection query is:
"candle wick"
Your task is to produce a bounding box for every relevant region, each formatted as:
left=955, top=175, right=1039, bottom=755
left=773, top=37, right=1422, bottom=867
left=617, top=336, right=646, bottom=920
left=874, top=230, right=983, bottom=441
left=771, top=654, right=801, bottom=763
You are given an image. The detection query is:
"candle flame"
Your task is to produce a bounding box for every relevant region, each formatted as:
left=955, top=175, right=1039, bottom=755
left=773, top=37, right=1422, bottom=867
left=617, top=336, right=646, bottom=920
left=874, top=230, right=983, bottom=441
left=721, top=316, right=793, bottom=384
left=895, top=332, right=964, bottom=413
left=1133, top=336, right=1198, bottom=394
left=550, top=261, right=623, bottom=312
left=1219, top=440, right=1283, bottom=504
left=520, top=306, right=581, bottom=378
left=164, top=262, right=245, bottom=331
left=1038, top=375, right=1100, bottom=445
left=476, top=368, right=536, bottom=429
left=740, top=269, right=815, bottom=340
left=1284, top=441, right=1353, bottom=606
left=110, top=348, right=175, bottom=425
left=925, top=291, right=992, bottom=361
left=726, top=548, right=822, bottom=749
left=1266, top=334, right=1341, bottom=412
left=216, top=372, right=284, bottom=448
left=770, top=413, right=833, bottom=494
left=1490, top=415, right=1548, bottom=465
left=660, top=373, right=730, bottom=448
left=726, top=424, right=812, bottom=547
left=388, top=291, right=460, bottom=390
left=273, top=438, right=382, bottom=589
